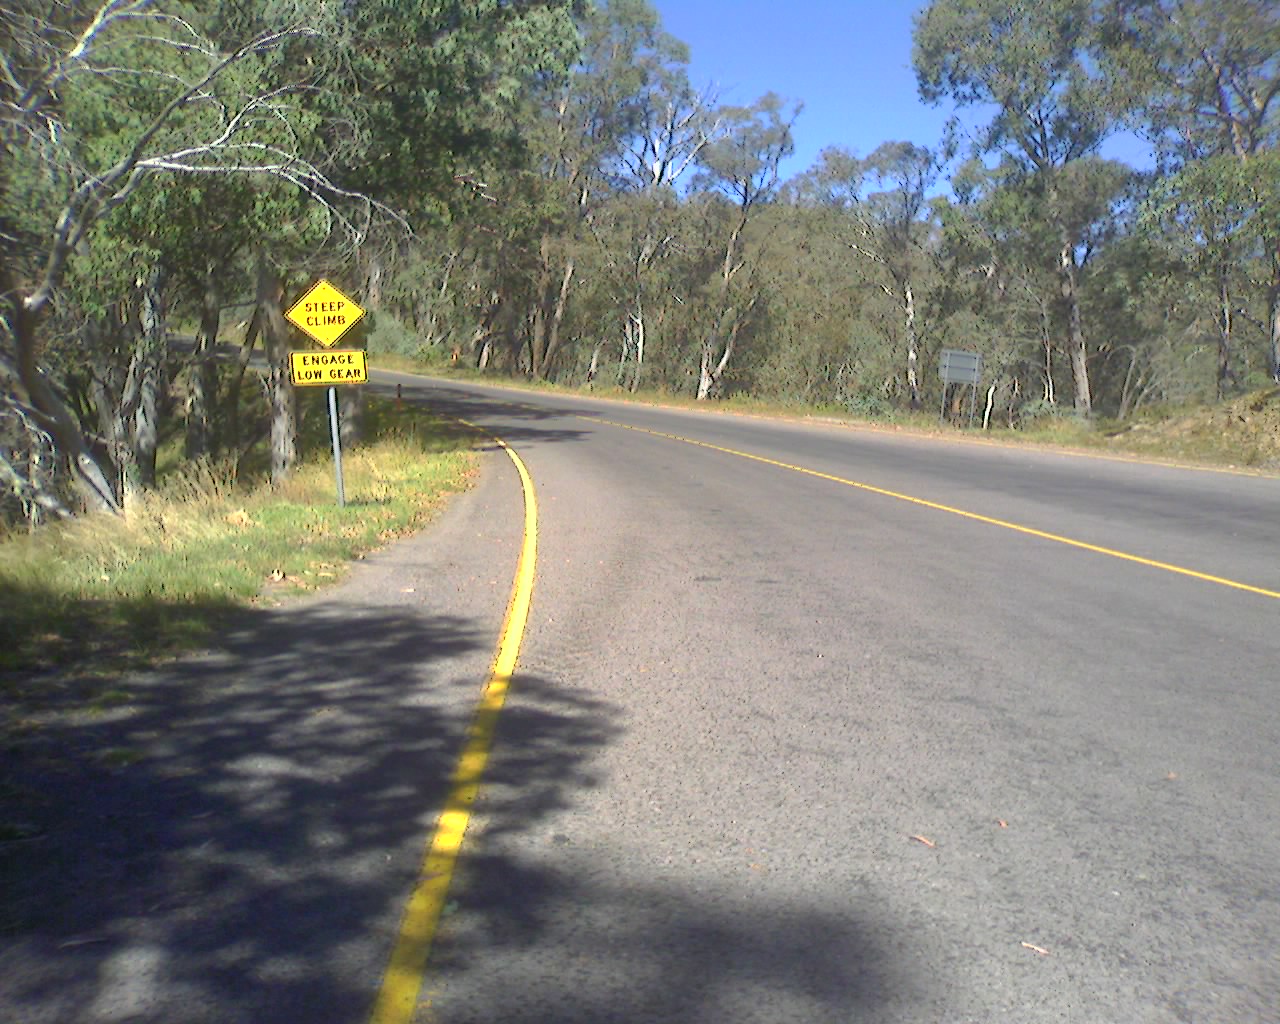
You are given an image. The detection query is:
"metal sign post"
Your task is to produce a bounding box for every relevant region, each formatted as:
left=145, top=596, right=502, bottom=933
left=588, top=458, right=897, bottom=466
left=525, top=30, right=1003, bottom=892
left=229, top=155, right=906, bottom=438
left=327, top=386, right=346, bottom=507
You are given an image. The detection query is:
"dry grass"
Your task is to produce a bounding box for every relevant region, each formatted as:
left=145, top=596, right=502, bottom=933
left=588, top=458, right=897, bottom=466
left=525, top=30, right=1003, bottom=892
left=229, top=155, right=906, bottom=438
left=419, top=362, right=1280, bottom=473
left=0, top=405, right=477, bottom=684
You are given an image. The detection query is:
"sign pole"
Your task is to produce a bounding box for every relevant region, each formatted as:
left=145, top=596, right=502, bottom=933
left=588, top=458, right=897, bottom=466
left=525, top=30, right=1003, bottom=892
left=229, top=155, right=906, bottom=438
left=327, top=386, right=346, bottom=507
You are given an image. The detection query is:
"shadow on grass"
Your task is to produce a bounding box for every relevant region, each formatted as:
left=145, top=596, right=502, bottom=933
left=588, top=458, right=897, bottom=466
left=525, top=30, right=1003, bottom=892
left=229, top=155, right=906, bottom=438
left=0, top=584, right=244, bottom=688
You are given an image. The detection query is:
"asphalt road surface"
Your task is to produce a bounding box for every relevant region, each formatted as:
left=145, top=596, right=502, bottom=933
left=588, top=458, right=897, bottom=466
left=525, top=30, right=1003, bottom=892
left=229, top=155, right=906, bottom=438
left=380, top=374, right=1280, bottom=1024
left=3, top=370, right=1277, bottom=1024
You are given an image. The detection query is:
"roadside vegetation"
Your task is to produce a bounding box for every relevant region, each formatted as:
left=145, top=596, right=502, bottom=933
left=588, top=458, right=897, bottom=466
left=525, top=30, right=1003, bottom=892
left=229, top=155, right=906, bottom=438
left=402, top=355, right=1280, bottom=472
left=0, top=399, right=475, bottom=696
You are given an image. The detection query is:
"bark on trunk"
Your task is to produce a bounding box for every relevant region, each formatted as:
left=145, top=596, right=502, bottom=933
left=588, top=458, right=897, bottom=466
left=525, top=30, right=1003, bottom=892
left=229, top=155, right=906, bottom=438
left=982, top=382, right=996, bottom=430
left=187, top=267, right=220, bottom=460
left=1059, top=238, right=1092, bottom=417
left=2, top=266, right=120, bottom=514
left=629, top=307, right=645, bottom=393
left=256, top=256, right=296, bottom=484
left=87, top=266, right=165, bottom=513
left=340, top=387, right=363, bottom=447
left=903, top=279, right=920, bottom=409
left=1118, top=346, right=1139, bottom=421
left=1216, top=263, right=1236, bottom=399
left=529, top=249, right=575, bottom=380
left=1269, top=246, right=1280, bottom=383
left=697, top=319, right=738, bottom=400
left=697, top=209, right=751, bottom=401
left=1040, top=303, right=1056, bottom=406
left=131, top=266, right=165, bottom=494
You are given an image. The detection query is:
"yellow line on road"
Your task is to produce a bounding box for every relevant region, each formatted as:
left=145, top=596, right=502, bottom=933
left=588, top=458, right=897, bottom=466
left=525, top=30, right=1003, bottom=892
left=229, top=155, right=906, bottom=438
left=594, top=417, right=1280, bottom=601
left=369, top=428, right=538, bottom=1024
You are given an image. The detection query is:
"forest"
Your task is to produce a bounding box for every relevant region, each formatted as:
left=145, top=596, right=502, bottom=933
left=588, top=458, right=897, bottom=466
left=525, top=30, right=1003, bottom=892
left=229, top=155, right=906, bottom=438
left=3, top=0, right=1278, bottom=525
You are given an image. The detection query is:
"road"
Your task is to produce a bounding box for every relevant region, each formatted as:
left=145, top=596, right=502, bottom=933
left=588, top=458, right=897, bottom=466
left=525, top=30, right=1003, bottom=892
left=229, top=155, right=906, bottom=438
left=3, top=370, right=1276, bottom=1024
left=377, top=373, right=1280, bottom=1024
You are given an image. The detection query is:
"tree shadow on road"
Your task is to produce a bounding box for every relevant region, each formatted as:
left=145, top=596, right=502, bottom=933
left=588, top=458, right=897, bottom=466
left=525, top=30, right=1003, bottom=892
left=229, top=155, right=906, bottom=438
left=412, top=678, right=921, bottom=1024
left=0, top=599, right=620, bottom=1024
left=366, top=380, right=600, bottom=449
left=1, top=596, right=915, bottom=1024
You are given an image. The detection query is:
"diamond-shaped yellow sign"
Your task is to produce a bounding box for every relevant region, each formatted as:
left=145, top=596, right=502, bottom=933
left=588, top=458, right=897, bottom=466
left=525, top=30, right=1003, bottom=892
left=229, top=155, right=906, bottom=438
left=285, top=279, right=365, bottom=348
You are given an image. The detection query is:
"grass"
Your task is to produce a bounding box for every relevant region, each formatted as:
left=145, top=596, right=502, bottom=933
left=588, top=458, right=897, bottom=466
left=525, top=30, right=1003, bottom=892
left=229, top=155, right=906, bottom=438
left=0, top=399, right=477, bottom=689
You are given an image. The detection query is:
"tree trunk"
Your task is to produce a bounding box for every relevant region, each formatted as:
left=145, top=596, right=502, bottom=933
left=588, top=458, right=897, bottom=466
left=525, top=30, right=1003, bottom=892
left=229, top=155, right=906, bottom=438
left=225, top=311, right=259, bottom=458
left=1118, top=346, right=1139, bottom=421
left=629, top=306, right=645, bottom=393
left=982, top=382, right=996, bottom=429
left=697, top=213, right=749, bottom=401
left=256, top=255, right=296, bottom=484
left=87, top=267, right=165, bottom=513
left=1038, top=300, right=1056, bottom=406
left=187, top=266, right=220, bottom=460
left=88, top=317, right=131, bottom=505
left=365, top=251, right=385, bottom=309
left=131, top=266, right=166, bottom=494
left=1216, top=262, right=1236, bottom=399
left=2, top=266, right=120, bottom=514
left=697, top=323, right=737, bottom=400
left=334, top=256, right=379, bottom=450
left=340, top=386, right=363, bottom=447
left=1269, top=245, right=1280, bottom=383
left=1059, top=238, right=1092, bottom=416
left=903, top=279, right=921, bottom=409
left=530, top=249, right=575, bottom=380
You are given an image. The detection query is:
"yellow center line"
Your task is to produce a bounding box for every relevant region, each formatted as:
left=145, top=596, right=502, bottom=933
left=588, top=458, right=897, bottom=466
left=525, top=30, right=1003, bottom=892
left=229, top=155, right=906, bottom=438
left=589, top=416, right=1280, bottom=602
left=369, top=425, right=538, bottom=1024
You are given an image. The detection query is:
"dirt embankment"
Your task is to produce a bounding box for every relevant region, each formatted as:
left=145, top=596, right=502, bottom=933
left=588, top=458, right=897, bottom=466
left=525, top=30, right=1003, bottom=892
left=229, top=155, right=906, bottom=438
left=1106, top=388, right=1280, bottom=470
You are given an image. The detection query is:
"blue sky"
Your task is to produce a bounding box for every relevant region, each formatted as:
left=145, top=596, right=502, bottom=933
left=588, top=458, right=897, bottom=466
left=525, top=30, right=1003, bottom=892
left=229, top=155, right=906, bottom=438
left=649, top=1, right=955, bottom=181
left=648, top=0, right=1150, bottom=182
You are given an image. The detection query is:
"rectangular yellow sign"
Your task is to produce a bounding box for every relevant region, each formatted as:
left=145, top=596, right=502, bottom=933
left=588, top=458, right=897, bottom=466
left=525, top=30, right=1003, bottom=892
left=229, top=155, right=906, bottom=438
left=289, top=349, right=368, bottom=387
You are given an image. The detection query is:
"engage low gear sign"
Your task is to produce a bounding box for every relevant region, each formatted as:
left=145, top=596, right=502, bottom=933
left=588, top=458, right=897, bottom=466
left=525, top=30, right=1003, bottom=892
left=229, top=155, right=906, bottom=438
left=289, top=349, right=368, bottom=386
left=285, top=279, right=365, bottom=348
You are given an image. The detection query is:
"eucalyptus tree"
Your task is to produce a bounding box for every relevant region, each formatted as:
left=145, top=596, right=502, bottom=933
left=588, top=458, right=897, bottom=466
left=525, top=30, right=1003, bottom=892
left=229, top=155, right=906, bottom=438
left=1, top=0, right=588, bottom=516
left=484, top=0, right=668, bottom=379
left=310, top=0, right=584, bottom=386
left=689, top=92, right=799, bottom=399
left=915, top=0, right=1115, bottom=416
left=1143, top=153, right=1280, bottom=395
left=1099, top=0, right=1280, bottom=380
left=790, top=140, right=948, bottom=408
left=592, top=29, right=720, bottom=390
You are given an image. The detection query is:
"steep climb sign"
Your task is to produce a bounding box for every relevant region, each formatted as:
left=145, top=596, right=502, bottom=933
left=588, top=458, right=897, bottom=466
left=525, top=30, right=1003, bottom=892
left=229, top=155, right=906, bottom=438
left=285, top=279, right=365, bottom=348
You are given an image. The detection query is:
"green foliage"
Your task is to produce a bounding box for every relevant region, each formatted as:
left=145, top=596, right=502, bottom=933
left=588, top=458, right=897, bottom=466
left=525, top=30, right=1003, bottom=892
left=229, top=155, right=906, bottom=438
left=366, top=314, right=427, bottom=359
